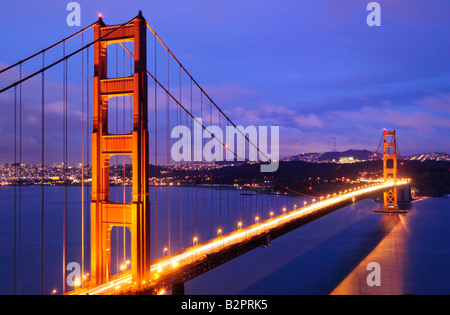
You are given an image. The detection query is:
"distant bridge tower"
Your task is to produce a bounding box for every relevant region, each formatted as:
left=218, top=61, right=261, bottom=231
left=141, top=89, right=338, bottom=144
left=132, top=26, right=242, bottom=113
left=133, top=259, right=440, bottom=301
left=375, top=129, right=407, bottom=213
left=91, top=12, right=150, bottom=286
left=382, top=130, right=398, bottom=211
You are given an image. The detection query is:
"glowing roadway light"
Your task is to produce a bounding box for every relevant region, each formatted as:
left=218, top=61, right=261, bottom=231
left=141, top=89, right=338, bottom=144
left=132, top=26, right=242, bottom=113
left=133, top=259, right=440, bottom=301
left=145, top=187, right=376, bottom=277
left=78, top=181, right=407, bottom=295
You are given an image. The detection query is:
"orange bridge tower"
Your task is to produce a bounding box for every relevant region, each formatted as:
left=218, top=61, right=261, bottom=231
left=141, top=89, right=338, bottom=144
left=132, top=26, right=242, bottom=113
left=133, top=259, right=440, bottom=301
left=91, top=12, right=150, bottom=286
left=382, top=130, right=398, bottom=211
left=376, top=130, right=407, bottom=213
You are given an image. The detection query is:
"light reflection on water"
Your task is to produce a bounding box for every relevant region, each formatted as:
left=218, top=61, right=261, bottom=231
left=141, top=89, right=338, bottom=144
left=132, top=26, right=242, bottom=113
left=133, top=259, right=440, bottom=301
left=187, top=197, right=450, bottom=295
left=331, top=214, right=407, bottom=295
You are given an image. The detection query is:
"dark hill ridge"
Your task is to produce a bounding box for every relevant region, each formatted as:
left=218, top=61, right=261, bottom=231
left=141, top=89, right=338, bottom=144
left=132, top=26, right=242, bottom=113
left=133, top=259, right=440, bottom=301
left=285, top=150, right=449, bottom=163
left=319, top=149, right=378, bottom=162
left=284, top=149, right=380, bottom=162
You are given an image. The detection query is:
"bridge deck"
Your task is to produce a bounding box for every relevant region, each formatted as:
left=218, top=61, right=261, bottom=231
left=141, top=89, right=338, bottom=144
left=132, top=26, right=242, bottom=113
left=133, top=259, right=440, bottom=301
left=69, top=181, right=408, bottom=295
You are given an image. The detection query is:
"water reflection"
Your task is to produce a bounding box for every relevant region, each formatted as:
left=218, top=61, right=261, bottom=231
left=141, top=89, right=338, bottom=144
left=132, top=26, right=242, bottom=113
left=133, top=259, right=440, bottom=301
left=331, top=213, right=408, bottom=295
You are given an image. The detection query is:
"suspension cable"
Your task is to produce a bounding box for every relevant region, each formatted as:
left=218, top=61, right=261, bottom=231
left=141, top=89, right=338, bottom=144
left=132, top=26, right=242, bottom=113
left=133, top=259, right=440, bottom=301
left=119, top=43, right=316, bottom=198
left=145, top=21, right=313, bottom=193
left=0, top=23, right=96, bottom=75
left=0, top=15, right=138, bottom=94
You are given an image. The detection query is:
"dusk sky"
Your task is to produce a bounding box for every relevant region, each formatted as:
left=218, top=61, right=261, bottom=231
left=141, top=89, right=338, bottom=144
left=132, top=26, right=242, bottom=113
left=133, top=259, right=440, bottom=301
left=0, top=0, right=449, bottom=163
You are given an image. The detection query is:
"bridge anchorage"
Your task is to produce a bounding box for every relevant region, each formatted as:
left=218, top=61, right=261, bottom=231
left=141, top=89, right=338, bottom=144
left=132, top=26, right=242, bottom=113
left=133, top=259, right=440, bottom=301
left=375, top=130, right=409, bottom=214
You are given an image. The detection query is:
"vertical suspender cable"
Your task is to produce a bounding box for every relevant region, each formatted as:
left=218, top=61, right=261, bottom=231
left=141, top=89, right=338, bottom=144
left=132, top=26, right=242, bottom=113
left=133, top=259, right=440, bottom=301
left=219, top=113, right=223, bottom=233
left=154, top=36, right=158, bottom=259
left=18, top=64, right=22, bottom=295
left=86, top=46, right=90, bottom=280
left=191, top=80, right=197, bottom=241
left=122, top=46, right=127, bottom=264
left=62, top=43, right=67, bottom=294
left=200, top=93, right=204, bottom=242
left=166, top=51, right=170, bottom=254
left=210, top=100, right=213, bottom=239
left=178, top=65, right=182, bottom=250
left=115, top=44, right=119, bottom=274
left=81, top=33, right=85, bottom=286
left=41, top=52, right=45, bottom=295
left=13, top=86, right=17, bottom=295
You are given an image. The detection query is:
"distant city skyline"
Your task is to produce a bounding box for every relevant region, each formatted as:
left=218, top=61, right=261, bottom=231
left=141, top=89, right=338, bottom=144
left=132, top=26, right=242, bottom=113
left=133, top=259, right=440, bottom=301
left=0, top=1, right=449, bottom=164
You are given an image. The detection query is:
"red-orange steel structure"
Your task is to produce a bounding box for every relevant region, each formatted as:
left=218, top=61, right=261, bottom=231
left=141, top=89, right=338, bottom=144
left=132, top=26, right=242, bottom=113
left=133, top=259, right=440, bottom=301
left=90, top=12, right=150, bottom=286
left=380, top=130, right=404, bottom=213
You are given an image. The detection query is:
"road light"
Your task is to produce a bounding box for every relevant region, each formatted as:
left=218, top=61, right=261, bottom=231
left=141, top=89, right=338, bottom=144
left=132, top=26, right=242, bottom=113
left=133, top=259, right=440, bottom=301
left=255, top=216, right=259, bottom=224
left=282, top=207, right=286, bottom=213
left=270, top=211, right=274, bottom=219
left=193, top=237, right=198, bottom=246
left=238, top=222, right=242, bottom=229
left=217, top=229, right=222, bottom=237
left=74, top=278, right=81, bottom=289
left=163, top=247, right=168, bottom=257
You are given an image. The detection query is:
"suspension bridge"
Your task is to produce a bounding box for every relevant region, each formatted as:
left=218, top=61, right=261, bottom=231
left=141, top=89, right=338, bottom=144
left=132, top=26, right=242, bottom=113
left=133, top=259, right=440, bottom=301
left=0, top=12, right=409, bottom=295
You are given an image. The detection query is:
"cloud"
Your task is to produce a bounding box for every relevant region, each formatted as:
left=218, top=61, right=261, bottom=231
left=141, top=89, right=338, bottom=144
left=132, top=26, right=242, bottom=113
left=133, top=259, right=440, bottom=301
left=294, top=114, right=323, bottom=129
left=418, top=92, right=450, bottom=113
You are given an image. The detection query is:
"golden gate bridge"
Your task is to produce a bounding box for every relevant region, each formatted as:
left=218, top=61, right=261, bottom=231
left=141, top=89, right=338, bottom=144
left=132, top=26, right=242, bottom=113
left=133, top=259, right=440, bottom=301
left=0, top=11, right=409, bottom=295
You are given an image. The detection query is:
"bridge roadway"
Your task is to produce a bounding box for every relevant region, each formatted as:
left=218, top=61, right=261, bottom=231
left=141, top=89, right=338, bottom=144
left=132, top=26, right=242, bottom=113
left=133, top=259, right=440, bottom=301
left=69, top=180, right=408, bottom=295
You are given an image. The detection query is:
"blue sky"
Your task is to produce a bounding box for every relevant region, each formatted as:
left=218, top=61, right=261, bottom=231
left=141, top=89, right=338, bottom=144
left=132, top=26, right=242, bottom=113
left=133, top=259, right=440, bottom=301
left=0, top=0, right=449, bottom=163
